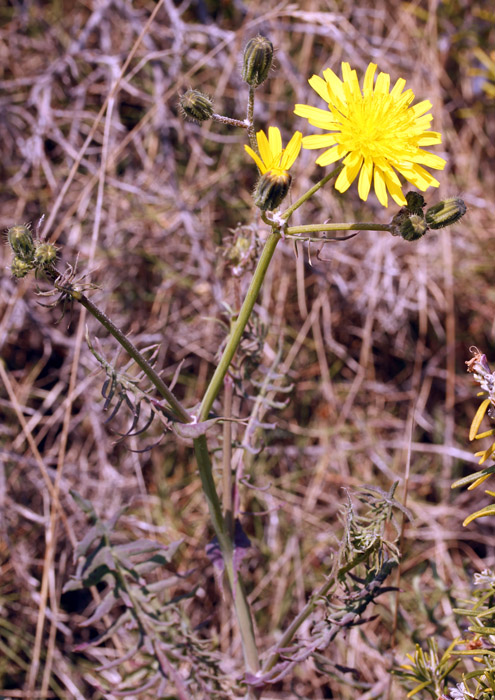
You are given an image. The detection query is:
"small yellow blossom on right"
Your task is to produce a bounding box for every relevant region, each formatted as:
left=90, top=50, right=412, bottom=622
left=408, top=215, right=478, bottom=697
left=294, top=62, right=447, bottom=207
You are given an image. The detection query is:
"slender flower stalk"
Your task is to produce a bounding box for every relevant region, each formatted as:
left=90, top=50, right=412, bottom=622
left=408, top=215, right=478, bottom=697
left=295, top=62, right=446, bottom=207
left=53, top=281, right=192, bottom=424
left=246, top=86, right=257, bottom=151
left=286, top=221, right=391, bottom=236
left=281, top=165, right=343, bottom=220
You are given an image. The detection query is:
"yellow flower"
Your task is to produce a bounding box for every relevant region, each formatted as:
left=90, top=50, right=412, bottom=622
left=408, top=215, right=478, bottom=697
left=294, top=62, right=447, bottom=207
left=244, top=127, right=302, bottom=175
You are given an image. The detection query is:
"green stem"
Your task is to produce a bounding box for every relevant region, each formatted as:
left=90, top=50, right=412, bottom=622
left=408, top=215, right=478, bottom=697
left=199, top=231, right=281, bottom=422
left=194, top=231, right=284, bottom=677
left=228, top=559, right=260, bottom=675
left=246, top=86, right=257, bottom=151
left=193, top=435, right=227, bottom=540
left=193, top=435, right=259, bottom=674
left=56, top=284, right=192, bottom=424
left=281, top=165, right=344, bottom=220
left=222, top=375, right=234, bottom=538
left=286, top=222, right=392, bottom=235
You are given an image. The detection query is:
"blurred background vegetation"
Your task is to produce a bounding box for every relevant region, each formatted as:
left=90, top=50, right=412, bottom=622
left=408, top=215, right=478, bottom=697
left=1, top=0, right=495, bottom=697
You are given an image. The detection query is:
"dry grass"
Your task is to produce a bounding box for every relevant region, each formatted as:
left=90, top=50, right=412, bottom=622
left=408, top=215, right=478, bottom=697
left=1, top=0, right=495, bottom=698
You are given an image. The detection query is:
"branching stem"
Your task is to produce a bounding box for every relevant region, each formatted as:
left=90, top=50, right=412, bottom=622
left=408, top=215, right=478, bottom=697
left=54, top=283, right=192, bottom=424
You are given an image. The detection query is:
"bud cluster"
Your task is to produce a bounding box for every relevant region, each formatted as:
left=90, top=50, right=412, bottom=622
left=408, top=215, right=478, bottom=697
left=6, top=224, right=57, bottom=279
left=390, top=193, right=467, bottom=242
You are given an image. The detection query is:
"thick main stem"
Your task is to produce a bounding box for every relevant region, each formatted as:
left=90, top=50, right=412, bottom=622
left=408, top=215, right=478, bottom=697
left=193, top=232, right=283, bottom=678
left=193, top=435, right=259, bottom=675
left=199, top=230, right=281, bottom=422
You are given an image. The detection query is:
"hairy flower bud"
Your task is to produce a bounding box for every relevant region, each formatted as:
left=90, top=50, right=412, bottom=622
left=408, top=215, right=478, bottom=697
left=7, top=224, right=35, bottom=261
left=425, top=197, right=467, bottom=229
left=254, top=169, right=291, bottom=211
left=10, top=256, right=32, bottom=278
left=405, top=191, right=426, bottom=215
left=179, top=90, right=214, bottom=122
left=241, top=35, right=273, bottom=88
left=399, top=214, right=428, bottom=241
left=34, top=242, right=57, bottom=266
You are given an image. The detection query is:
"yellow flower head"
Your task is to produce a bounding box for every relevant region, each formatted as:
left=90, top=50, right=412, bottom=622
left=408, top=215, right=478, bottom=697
left=245, top=127, right=302, bottom=175
left=294, top=62, right=447, bottom=207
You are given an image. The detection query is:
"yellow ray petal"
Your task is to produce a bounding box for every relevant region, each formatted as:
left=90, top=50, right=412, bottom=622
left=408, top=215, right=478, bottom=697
left=374, top=168, right=388, bottom=207
left=470, top=399, right=491, bottom=440
left=244, top=145, right=267, bottom=173
left=375, top=71, right=390, bottom=95
left=256, top=130, right=272, bottom=169
left=294, top=104, right=336, bottom=125
left=268, top=127, right=282, bottom=166
left=280, top=131, right=302, bottom=170
left=358, top=156, right=373, bottom=201
left=315, top=144, right=347, bottom=166
left=468, top=473, right=492, bottom=490
left=335, top=152, right=363, bottom=193
left=302, top=133, right=339, bottom=149
left=322, top=67, right=346, bottom=105
left=308, top=74, right=331, bottom=103
left=411, top=100, right=433, bottom=117
left=363, top=63, right=377, bottom=96
left=390, top=77, right=406, bottom=98
left=416, top=133, right=443, bottom=146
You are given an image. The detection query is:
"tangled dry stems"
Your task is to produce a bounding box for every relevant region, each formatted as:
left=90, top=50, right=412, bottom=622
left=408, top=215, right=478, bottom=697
left=0, top=0, right=494, bottom=697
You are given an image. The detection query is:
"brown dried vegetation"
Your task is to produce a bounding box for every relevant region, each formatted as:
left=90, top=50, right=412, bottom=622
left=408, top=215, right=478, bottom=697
left=1, top=0, right=495, bottom=698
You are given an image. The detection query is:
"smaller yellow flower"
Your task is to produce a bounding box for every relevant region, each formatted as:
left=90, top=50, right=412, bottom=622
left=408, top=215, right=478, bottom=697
left=244, top=127, right=302, bottom=175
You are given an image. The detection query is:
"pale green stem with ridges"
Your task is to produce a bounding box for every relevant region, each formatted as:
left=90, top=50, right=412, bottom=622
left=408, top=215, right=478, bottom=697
left=199, top=230, right=281, bottom=422
left=193, top=232, right=283, bottom=678
left=222, top=375, right=235, bottom=539
left=281, top=165, right=344, bottom=220
left=193, top=435, right=259, bottom=676
left=286, top=222, right=392, bottom=235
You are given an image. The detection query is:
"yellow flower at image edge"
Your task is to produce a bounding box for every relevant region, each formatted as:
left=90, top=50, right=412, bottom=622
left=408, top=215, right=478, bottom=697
left=294, top=62, right=447, bottom=207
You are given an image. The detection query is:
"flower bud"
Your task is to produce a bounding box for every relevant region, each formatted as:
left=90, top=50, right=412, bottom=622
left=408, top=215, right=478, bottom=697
left=405, top=191, right=426, bottom=215
left=254, top=169, right=291, bottom=211
left=7, top=224, right=35, bottom=261
left=399, top=214, right=428, bottom=241
left=10, top=256, right=33, bottom=278
left=179, top=90, right=214, bottom=122
left=425, top=197, right=467, bottom=229
left=34, top=242, right=57, bottom=266
left=241, top=35, right=273, bottom=88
